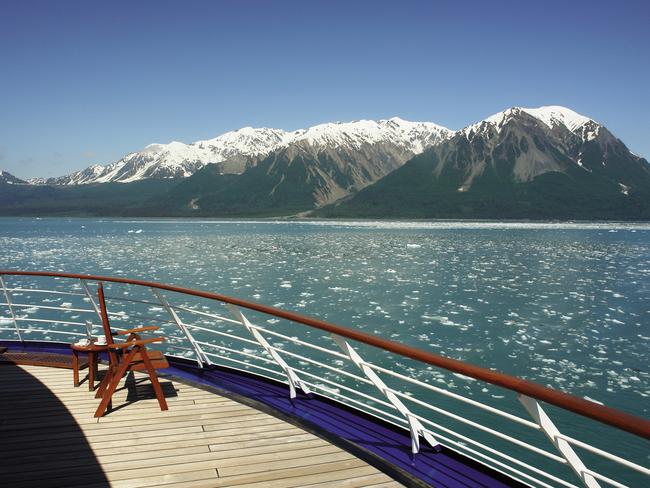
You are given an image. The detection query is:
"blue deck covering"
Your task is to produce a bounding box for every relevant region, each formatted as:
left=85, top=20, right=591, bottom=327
left=1, top=341, right=523, bottom=487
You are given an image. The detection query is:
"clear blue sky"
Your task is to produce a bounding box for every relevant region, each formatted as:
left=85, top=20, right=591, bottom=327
left=1, top=0, right=649, bottom=179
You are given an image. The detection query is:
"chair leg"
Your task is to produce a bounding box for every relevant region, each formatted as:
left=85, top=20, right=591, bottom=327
left=94, top=374, right=121, bottom=417
left=94, top=349, right=135, bottom=417
left=95, top=365, right=113, bottom=398
left=140, top=348, right=168, bottom=411
left=88, top=351, right=96, bottom=391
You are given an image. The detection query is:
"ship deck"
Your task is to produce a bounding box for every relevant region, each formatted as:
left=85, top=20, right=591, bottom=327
left=0, top=363, right=403, bottom=488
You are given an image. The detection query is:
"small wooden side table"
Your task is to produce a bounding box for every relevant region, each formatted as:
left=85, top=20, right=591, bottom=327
left=71, top=343, right=108, bottom=391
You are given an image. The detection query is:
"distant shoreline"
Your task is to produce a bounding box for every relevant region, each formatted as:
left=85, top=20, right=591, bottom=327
left=2, top=215, right=650, bottom=228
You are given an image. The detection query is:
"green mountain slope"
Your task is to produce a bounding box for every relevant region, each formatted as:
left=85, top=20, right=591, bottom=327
left=0, top=179, right=180, bottom=216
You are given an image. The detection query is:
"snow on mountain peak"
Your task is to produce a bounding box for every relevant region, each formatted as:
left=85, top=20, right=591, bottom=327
left=197, top=127, right=288, bottom=155
left=520, top=106, right=593, bottom=131
left=464, top=105, right=597, bottom=140
left=40, top=118, right=453, bottom=185
left=283, top=117, right=452, bottom=151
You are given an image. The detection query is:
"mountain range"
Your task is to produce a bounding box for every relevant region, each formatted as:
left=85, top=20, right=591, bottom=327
left=29, top=118, right=451, bottom=187
left=319, top=107, right=650, bottom=220
left=2, top=106, right=649, bottom=219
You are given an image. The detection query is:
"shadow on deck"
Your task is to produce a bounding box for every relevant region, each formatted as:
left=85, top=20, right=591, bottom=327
left=0, top=363, right=110, bottom=487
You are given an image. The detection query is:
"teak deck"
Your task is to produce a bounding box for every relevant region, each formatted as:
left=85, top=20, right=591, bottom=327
left=0, top=364, right=403, bottom=488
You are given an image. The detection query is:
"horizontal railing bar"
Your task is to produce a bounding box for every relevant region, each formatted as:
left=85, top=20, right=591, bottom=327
left=302, top=379, right=408, bottom=425
left=247, top=323, right=350, bottom=360
left=183, top=323, right=259, bottom=346
left=295, top=367, right=397, bottom=411
left=170, top=305, right=242, bottom=326
left=104, top=294, right=167, bottom=309
left=364, top=360, right=540, bottom=430
left=194, top=340, right=277, bottom=365
left=1, top=287, right=86, bottom=297
left=0, top=302, right=96, bottom=314
left=582, top=468, right=628, bottom=488
left=266, top=345, right=375, bottom=386
left=2, top=270, right=643, bottom=439
left=555, top=433, right=650, bottom=476
left=164, top=344, right=196, bottom=352
left=414, top=414, right=578, bottom=488
left=13, top=317, right=90, bottom=327
left=0, top=301, right=173, bottom=327
left=200, top=350, right=285, bottom=378
left=162, top=333, right=190, bottom=341
left=391, top=388, right=566, bottom=463
left=106, top=312, right=175, bottom=325
left=4, top=328, right=86, bottom=337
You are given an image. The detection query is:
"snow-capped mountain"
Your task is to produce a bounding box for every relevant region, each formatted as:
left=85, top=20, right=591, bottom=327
left=31, top=118, right=452, bottom=185
left=322, top=105, right=650, bottom=219
left=30, top=127, right=288, bottom=185
left=454, top=105, right=648, bottom=189
left=286, top=117, right=450, bottom=153
left=5, top=105, right=650, bottom=219
left=137, top=117, right=454, bottom=213
left=0, top=170, right=27, bottom=185
left=474, top=105, right=593, bottom=134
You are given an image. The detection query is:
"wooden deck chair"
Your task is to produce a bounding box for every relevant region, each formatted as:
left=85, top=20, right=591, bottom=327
left=94, top=282, right=169, bottom=418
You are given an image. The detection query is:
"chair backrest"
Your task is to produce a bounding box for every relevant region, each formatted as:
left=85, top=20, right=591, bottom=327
left=97, top=283, right=118, bottom=364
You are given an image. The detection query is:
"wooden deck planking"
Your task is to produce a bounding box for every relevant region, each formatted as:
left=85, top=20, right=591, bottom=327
left=0, top=364, right=404, bottom=488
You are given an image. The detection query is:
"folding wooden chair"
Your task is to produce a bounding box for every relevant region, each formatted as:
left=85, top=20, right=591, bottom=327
left=94, top=282, right=169, bottom=418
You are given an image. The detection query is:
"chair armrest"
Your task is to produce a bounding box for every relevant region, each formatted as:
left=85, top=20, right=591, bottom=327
left=109, top=337, right=166, bottom=349
left=113, top=326, right=160, bottom=335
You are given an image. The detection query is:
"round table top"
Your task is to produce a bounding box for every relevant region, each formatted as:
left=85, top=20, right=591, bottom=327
left=71, top=342, right=109, bottom=352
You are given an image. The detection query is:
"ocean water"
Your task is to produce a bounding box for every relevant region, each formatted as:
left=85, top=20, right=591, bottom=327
left=1, top=218, right=648, bottom=483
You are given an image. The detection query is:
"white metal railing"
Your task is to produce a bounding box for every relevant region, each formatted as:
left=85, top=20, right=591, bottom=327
left=0, top=273, right=648, bottom=488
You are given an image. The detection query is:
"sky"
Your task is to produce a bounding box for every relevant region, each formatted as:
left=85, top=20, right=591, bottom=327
left=1, top=0, right=649, bottom=180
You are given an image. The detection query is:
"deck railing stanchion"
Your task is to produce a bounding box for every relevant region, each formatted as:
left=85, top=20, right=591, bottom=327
left=331, top=333, right=439, bottom=454
left=519, top=395, right=600, bottom=488
left=151, top=288, right=207, bottom=368
left=80, top=279, right=102, bottom=322
left=0, top=276, right=23, bottom=343
left=227, top=304, right=311, bottom=399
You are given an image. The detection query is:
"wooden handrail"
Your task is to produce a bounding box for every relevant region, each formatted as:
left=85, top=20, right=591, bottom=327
left=109, top=337, right=165, bottom=349
left=2, top=269, right=649, bottom=439
left=114, top=326, right=160, bottom=335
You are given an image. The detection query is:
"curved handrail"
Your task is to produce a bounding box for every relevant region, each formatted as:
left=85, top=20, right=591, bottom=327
left=2, top=269, right=649, bottom=440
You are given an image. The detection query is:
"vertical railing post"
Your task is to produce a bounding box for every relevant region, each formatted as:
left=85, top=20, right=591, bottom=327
left=80, top=279, right=102, bottom=322
left=519, top=395, right=600, bottom=488
left=227, top=304, right=311, bottom=399
left=0, top=276, right=23, bottom=343
left=331, top=334, right=439, bottom=454
left=151, top=288, right=207, bottom=368
left=80, top=279, right=102, bottom=338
